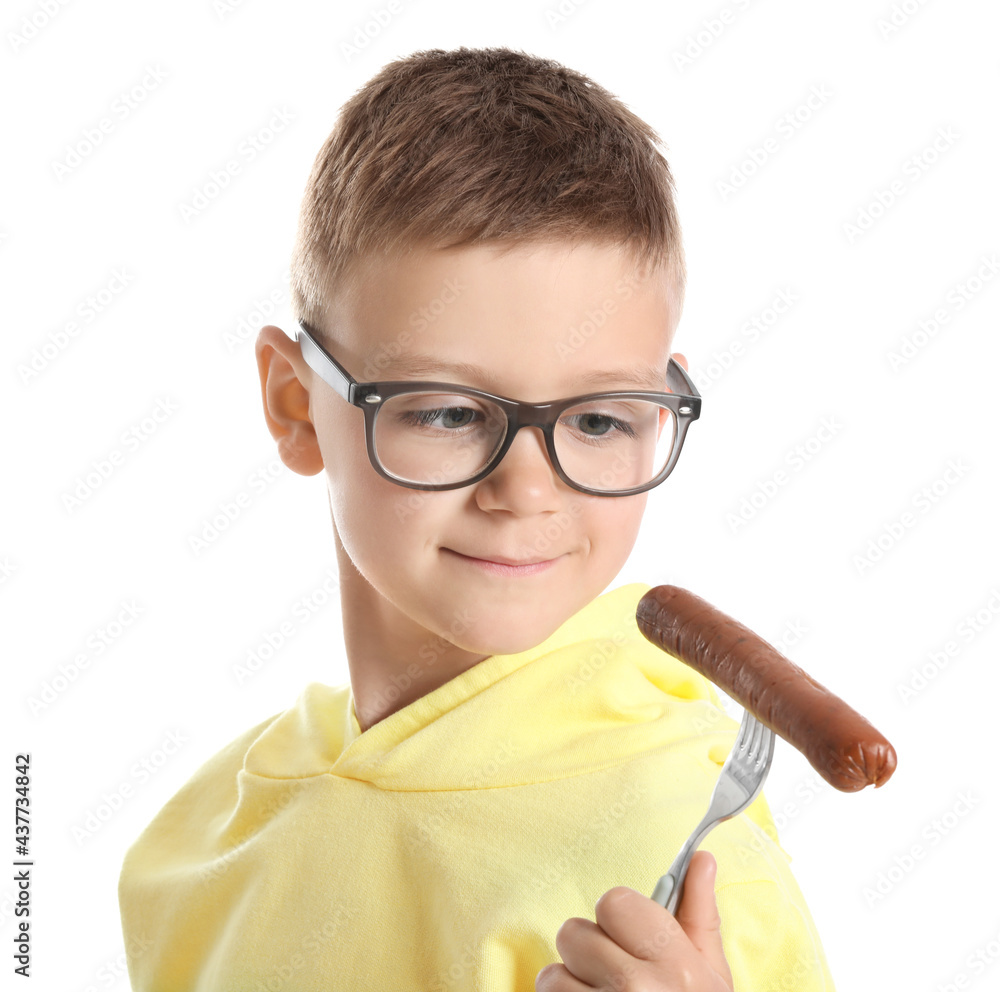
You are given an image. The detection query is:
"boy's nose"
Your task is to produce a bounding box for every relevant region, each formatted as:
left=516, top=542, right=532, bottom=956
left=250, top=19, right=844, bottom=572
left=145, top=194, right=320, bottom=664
left=476, top=427, right=564, bottom=505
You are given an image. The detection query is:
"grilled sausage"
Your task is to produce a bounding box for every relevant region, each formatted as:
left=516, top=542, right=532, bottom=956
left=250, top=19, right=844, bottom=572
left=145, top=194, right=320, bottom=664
left=636, top=585, right=897, bottom=792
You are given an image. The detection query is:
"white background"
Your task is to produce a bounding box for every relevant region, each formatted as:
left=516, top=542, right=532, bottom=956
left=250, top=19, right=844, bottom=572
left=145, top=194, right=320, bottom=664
left=3, top=0, right=999, bottom=988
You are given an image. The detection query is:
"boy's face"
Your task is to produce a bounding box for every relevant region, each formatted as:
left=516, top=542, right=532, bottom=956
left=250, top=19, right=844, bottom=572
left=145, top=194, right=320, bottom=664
left=258, top=240, right=682, bottom=709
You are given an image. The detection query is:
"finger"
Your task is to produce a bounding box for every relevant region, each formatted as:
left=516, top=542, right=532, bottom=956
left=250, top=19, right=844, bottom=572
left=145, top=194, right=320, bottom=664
left=674, top=851, right=733, bottom=986
left=593, top=886, right=682, bottom=964
left=535, top=961, right=592, bottom=991
left=552, top=915, right=636, bottom=989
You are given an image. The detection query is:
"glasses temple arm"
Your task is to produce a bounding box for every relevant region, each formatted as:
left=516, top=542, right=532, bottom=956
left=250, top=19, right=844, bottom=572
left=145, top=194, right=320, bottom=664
left=666, top=356, right=700, bottom=399
left=297, top=320, right=354, bottom=404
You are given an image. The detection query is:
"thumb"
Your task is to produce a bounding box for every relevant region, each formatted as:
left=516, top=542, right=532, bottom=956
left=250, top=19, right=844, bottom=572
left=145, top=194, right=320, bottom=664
left=674, top=851, right=733, bottom=986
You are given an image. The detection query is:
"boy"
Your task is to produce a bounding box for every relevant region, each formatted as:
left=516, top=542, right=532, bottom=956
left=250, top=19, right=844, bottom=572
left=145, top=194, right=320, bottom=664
left=118, top=47, right=834, bottom=991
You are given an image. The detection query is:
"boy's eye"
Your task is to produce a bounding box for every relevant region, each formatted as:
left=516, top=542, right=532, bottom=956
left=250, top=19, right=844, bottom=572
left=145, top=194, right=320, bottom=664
left=386, top=394, right=497, bottom=433
left=404, top=406, right=481, bottom=430
left=562, top=410, right=638, bottom=441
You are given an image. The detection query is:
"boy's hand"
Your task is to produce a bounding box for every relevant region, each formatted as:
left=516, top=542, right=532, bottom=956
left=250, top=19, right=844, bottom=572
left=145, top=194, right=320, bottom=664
left=535, top=852, right=733, bottom=991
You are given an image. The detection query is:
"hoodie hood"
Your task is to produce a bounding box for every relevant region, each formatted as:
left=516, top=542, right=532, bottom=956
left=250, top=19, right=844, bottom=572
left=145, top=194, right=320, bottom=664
left=241, top=582, right=724, bottom=789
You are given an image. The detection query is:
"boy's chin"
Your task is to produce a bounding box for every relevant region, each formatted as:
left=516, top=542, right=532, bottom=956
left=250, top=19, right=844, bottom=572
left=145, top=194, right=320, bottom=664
left=444, top=615, right=569, bottom=659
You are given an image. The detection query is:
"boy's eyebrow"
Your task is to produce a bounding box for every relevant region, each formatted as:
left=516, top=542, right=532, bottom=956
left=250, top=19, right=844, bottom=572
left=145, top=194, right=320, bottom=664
left=370, top=353, right=667, bottom=390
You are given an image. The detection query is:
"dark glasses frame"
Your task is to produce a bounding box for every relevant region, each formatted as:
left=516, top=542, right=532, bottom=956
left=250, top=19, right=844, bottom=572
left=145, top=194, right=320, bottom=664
left=296, top=318, right=702, bottom=497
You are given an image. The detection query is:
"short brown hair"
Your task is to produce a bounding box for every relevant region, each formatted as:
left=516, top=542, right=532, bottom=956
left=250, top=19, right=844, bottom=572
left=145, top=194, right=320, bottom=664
left=290, top=46, right=685, bottom=336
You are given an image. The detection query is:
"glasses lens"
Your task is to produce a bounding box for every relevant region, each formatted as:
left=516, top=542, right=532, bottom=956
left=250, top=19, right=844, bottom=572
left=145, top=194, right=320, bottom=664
left=554, top=399, right=677, bottom=492
left=373, top=392, right=678, bottom=492
left=374, top=392, right=508, bottom=486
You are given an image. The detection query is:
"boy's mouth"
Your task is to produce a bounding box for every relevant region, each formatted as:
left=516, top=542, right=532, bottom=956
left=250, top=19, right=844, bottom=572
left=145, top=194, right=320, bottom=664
left=441, top=548, right=564, bottom=575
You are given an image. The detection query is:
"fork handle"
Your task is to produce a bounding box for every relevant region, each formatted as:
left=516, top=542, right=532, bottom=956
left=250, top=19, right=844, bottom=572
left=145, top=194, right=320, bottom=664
left=651, top=813, right=714, bottom=914
left=651, top=872, right=678, bottom=913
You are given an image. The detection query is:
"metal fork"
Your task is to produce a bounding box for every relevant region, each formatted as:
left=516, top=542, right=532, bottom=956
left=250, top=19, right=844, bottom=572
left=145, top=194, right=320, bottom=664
left=651, top=709, right=776, bottom=914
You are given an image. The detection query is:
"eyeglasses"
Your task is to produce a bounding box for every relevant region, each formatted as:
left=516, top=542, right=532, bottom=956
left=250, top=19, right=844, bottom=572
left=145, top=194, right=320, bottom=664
left=295, top=319, right=701, bottom=497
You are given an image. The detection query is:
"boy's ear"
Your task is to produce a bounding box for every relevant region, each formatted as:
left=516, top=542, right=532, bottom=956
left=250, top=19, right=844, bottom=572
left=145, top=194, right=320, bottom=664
left=672, top=352, right=688, bottom=372
left=254, top=324, right=325, bottom=477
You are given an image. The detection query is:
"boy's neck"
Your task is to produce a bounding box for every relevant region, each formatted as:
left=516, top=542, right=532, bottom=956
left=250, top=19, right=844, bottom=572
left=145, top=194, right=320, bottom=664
left=333, top=530, right=491, bottom=733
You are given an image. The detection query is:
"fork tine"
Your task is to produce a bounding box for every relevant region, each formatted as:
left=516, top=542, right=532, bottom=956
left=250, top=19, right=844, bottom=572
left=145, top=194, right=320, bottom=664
left=741, top=720, right=772, bottom=782
left=735, top=707, right=753, bottom=750
left=748, top=715, right=765, bottom=761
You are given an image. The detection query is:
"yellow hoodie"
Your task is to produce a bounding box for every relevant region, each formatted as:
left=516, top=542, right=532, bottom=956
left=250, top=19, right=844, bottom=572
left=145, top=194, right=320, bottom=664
left=118, top=582, right=835, bottom=991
